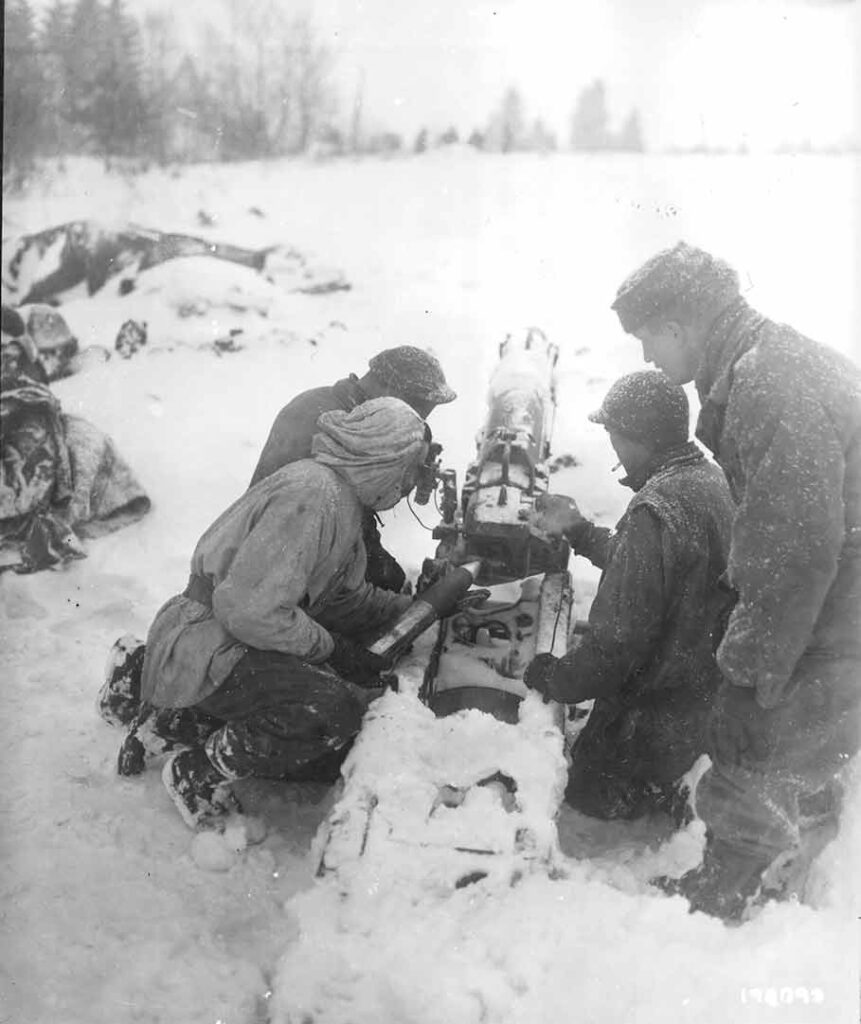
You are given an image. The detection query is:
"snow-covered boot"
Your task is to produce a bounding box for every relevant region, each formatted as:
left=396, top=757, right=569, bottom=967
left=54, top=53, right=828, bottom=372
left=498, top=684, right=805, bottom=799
left=117, top=705, right=220, bottom=776
left=757, top=784, right=842, bottom=905
left=97, top=635, right=146, bottom=727
left=161, top=745, right=243, bottom=831
left=654, top=836, right=772, bottom=923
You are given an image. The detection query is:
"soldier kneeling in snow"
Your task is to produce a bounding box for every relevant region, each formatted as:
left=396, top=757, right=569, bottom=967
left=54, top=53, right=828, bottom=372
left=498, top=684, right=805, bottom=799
left=249, top=345, right=456, bottom=593
left=98, top=397, right=430, bottom=830
left=523, top=371, right=735, bottom=823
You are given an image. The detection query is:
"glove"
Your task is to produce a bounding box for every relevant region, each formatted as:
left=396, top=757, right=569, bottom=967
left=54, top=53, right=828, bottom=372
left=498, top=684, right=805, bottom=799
left=327, top=634, right=390, bottom=688
left=523, top=652, right=561, bottom=702
left=528, top=494, right=589, bottom=546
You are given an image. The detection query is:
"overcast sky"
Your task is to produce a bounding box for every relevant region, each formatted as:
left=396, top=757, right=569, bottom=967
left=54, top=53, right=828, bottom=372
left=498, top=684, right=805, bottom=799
left=311, top=0, right=860, bottom=149
left=30, top=0, right=861, bottom=149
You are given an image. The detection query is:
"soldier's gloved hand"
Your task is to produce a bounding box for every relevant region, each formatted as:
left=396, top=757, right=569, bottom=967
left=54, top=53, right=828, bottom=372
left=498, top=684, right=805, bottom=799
left=327, top=634, right=390, bottom=688
left=523, top=652, right=561, bottom=703
left=528, top=494, right=587, bottom=543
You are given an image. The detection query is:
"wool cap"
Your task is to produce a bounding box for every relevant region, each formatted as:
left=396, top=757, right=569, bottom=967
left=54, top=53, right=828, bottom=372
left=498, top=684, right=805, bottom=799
left=611, top=241, right=740, bottom=334
left=368, top=346, right=456, bottom=405
left=589, top=370, right=689, bottom=451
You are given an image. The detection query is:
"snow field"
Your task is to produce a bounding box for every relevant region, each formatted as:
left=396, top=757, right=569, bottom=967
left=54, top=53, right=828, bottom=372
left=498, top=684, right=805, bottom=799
left=1, top=151, right=859, bottom=1023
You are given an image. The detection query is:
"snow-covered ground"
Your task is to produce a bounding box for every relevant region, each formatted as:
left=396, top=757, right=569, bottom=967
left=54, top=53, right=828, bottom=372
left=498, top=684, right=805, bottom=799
left=1, top=151, right=859, bottom=1024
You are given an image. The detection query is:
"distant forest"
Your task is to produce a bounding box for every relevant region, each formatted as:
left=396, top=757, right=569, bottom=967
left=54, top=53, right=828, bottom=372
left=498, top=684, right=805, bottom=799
left=4, top=0, right=645, bottom=182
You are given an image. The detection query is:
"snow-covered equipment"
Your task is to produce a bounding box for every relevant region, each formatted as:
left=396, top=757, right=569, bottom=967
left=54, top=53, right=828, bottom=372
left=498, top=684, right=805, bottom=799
left=314, top=328, right=574, bottom=888
left=417, top=326, right=572, bottom=722
left=1, top=220, right=349, bottom=306
left=431, top=325, right=570, bottom=585
left=277, top=333, right=576, bottom=1020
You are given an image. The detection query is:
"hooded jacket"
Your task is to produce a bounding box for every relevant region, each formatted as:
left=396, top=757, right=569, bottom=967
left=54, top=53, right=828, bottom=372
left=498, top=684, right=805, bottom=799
left=694, top=299, right=861, bottom=708
left=142, top=399, right=425, bottom=708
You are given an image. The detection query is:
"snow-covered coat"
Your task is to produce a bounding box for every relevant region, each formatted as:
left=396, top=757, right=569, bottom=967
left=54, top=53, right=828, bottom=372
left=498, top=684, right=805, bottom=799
left=694, top=299, right=861, bottom=708
left=142, top=400, right=424, bottom=708
left=553, top=443, right=735, bottom=710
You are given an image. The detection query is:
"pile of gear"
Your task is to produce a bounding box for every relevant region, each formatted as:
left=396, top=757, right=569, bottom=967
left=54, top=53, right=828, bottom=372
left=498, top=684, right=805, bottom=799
left=1, top=305, right=151, bottom=573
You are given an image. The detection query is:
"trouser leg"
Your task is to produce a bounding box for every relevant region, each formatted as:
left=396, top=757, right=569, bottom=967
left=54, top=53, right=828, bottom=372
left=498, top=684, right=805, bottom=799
left=698, top=657, right=860, bottom=864
left=565, top=695, right=708, bottom=822
left=197, top=648, right=374, bottom=781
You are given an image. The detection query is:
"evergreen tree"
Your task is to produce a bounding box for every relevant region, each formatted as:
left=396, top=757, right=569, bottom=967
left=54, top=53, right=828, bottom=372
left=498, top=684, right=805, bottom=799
left=4, top=0, right=44, bottom=181
left=527, top=118, right=557, bottom=153
left=617, top=109, right=645, bottom=152
left=499, top=87, right=525, bottom=153
left=91, top=0, right=148, bottom=158
left=570, top=79, right=611, bottom=151
left=139, top=10, right=180, bottom=163
left=39, top=0, right=74, bottom=155
left=65, top=0, right=107, bottom=148
left=483, top=87, right=527, bottom=153
left=169, top=54, right=220, bottom=162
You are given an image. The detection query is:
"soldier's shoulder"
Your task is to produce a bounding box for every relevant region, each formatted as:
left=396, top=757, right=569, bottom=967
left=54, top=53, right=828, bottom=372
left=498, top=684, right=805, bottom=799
left=734, top=321, right=860, bottom=406
left=276, top=383, right=341, bottom=418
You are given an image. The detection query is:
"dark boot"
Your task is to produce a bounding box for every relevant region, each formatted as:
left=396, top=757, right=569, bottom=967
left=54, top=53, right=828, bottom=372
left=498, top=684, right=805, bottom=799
left=654, top=836, right=773, bottom=923
left=161, top=745, right=243, bottom=831
left=97, top=635, right=146, bottom=727
left=117, top=704, right=221, bottom=776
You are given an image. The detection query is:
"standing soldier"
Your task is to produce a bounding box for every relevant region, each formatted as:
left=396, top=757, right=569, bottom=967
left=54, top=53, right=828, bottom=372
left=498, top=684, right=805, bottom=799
left=611, top=242, right=861, bottom=920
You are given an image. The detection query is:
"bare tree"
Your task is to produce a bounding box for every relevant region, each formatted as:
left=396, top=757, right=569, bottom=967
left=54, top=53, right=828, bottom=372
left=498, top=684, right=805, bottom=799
left=292, top=14, right=335, bottom=153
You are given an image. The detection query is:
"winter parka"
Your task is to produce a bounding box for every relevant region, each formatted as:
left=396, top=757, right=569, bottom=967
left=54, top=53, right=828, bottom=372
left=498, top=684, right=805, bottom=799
left=141, top=457, right=410, bottom=709
left=248, top=374, right=409, bottom=592
left=694, top=299, right=861, bottom=708
left=554, top=442, right=735, bottom=709
left=249, top=375, right=368, bottom=486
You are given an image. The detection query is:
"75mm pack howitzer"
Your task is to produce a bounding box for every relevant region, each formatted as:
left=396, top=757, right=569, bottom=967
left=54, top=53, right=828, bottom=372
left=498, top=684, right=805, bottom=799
left=366, top=326, right=574, bottom=724
left=313, top=329, right=576, bottom=893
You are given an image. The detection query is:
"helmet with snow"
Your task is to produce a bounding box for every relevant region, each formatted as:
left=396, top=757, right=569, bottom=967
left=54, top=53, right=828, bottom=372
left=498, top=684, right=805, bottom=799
left=20, top=304, right=79, bottom=380
left=589, top=371, right=689, bottom=452
left=368, top=346, right=457, bottom=407
left=611, top=241, right=740, bottom=334
left=312, top=396, right=429, bottom=511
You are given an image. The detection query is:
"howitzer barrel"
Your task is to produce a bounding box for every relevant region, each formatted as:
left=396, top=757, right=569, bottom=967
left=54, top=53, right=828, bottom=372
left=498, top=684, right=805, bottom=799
left=452, top=328, right=569, bottom=584
left=479, top=327, right=556, bottom=474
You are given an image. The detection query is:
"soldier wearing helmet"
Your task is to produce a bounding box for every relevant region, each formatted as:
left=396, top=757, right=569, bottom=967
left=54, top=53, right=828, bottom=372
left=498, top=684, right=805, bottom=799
left=610, top=241, right=861, bottom=921
left=524, top=370, right=735, bottom=825
left=249, top=345, right=457, bottom=593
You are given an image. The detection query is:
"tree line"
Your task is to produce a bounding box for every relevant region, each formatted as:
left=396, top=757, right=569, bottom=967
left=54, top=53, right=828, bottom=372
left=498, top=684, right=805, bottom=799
left=4, top=0, right=339, bottom=180
left=3, top=0, right=645, bottom=183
